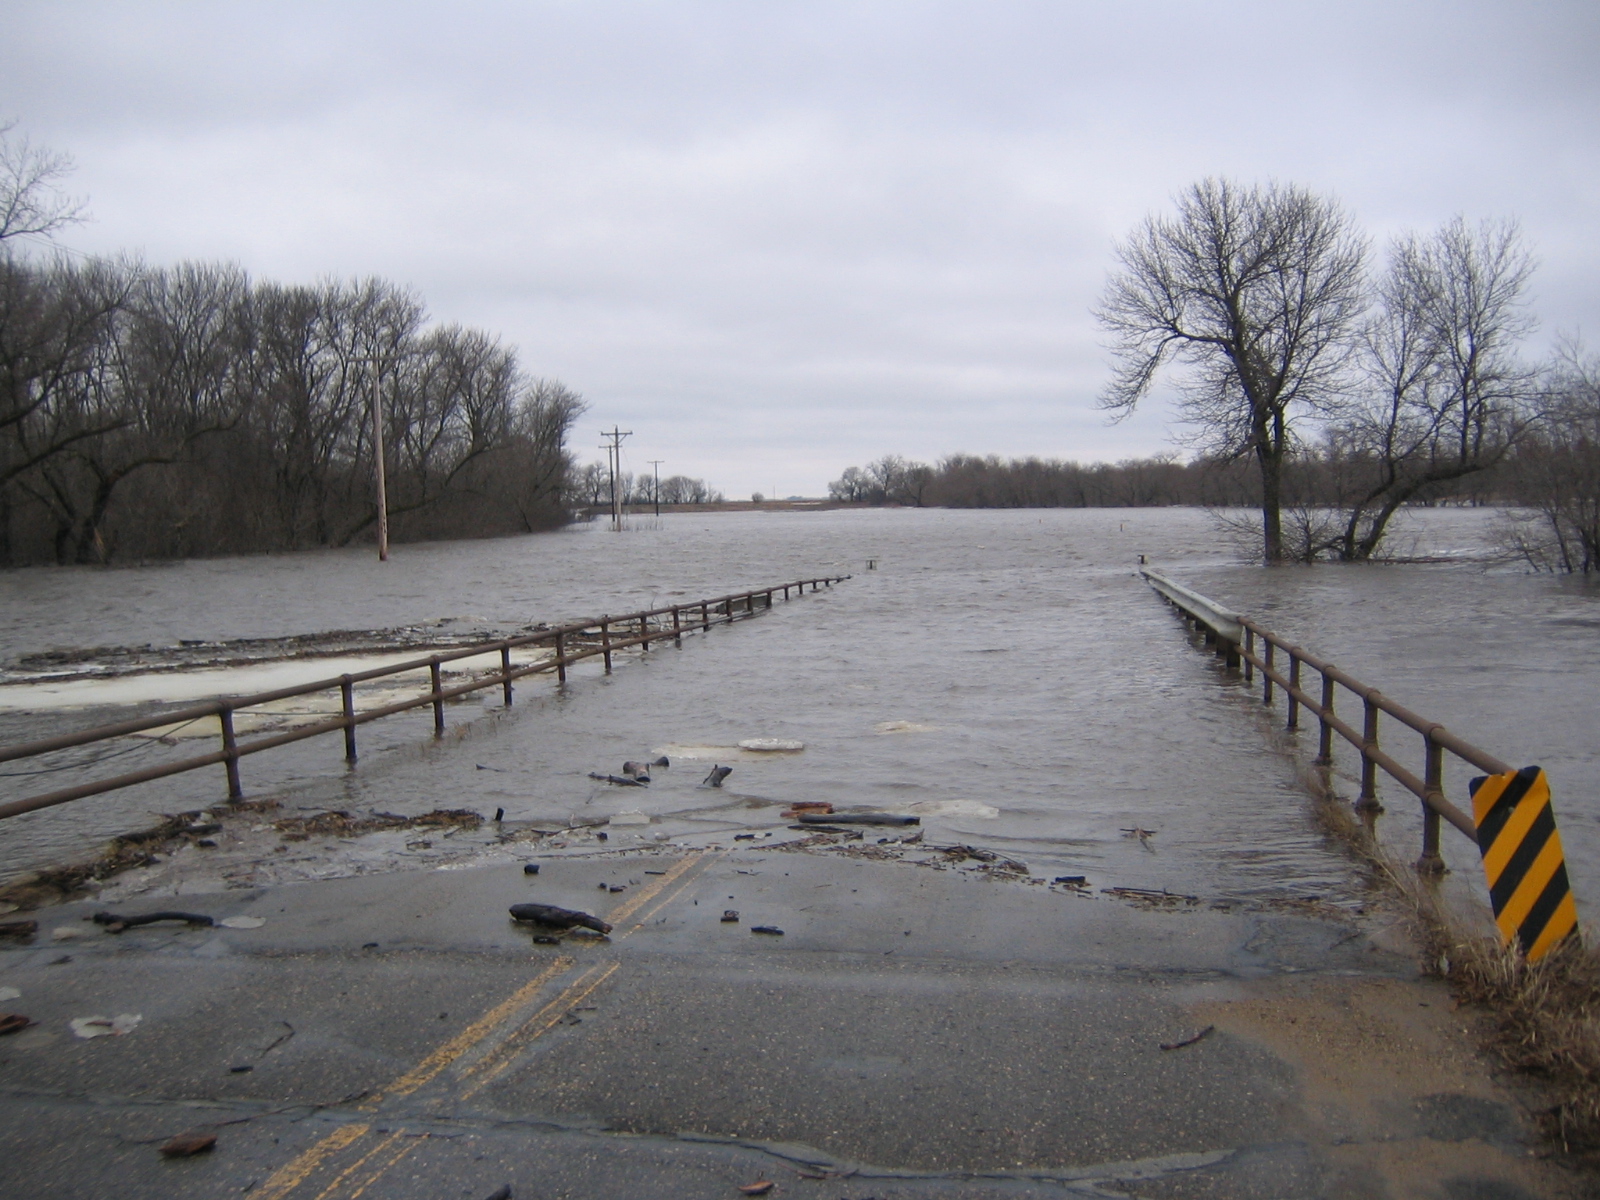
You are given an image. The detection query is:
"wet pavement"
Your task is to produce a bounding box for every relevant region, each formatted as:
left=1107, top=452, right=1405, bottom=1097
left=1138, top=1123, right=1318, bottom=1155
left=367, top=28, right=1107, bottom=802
left=0, top=845, right=1578, bottom=1200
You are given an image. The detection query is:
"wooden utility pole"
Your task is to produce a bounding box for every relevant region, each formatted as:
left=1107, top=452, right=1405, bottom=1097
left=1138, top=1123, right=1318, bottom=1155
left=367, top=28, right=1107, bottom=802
left=371, top=363, right=390, bottom=561
left=600, top=427, right=632, bottom=531
left=648, top=460, right=664, bottom=518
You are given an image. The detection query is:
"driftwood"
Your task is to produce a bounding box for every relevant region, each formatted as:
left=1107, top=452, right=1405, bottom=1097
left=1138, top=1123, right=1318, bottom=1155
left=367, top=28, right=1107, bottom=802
left=1159, top=1025, right=1215, bottom=1051
left=93, top=911, right=215, bottom=933
left=589, top=772, right=646, bottom=787
left=508, top=903, right=613, bottom=935
left=797, top=812, right=919, bottom=827
left=701, top=765, right=733, bottom=788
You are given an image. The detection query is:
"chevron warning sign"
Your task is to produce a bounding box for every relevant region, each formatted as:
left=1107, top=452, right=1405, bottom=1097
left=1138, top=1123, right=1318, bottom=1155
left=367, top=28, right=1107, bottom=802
left=1469, top=766, right=1579, bottom=961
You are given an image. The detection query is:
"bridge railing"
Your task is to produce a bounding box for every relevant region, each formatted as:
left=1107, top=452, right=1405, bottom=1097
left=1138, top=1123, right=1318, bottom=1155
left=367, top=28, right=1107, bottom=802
left=1142, top=568, right=1505, bottom=873
left=0, top=576, right=849, bottom=821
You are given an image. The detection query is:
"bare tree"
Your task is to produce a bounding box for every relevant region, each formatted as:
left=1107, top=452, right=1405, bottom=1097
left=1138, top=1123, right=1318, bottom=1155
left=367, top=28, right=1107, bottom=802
left=1096, top=179, right=1368, bottom=561
left=0, top=120, right=87, bottom=246
left=1498, top=344, right=1600, bottom=573
left=1328, top=218, right=1537, bottom=558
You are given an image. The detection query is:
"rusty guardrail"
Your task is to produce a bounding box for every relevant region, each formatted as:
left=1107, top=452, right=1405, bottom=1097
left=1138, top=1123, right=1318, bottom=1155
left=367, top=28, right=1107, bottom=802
left=0, top=575, right=850, bottom=821
left=1142, top=568, right=1505, bottom=873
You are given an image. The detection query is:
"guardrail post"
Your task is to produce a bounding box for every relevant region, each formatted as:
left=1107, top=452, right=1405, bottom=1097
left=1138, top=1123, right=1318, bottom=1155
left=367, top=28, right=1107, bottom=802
left=1417, top=733, right=1446, bottom=876
left=783, top=584, right=790, bottom=599
left=1243, top=628, right=1254, bottom=682
left=701, top=602, right=710, bottom=631
left=600, top=619, right=613, bottom=672
left=746, top=592, right=755, bottom=614
left=640, top=613, right=650, bottom=650
left=218, top=705, right=243, bottom=799
left=430, top=657, right=445, bottom=734
left=765, top=589, right=773, bottom=608
left=1317, top=672, right=1335, bottom=765
left=1262, top=641, right=1275, bottom=704
left=500, top=645, right=513, bottom=705
left=672, top=607, right=682, bottom=644
left=554, top=632, right=567, bottom=682
left=1356, top=693, right=1383, bottom=822
left=1286, top=653, right=1301, bottom=730
left=340, top=676, right=357, bottom=762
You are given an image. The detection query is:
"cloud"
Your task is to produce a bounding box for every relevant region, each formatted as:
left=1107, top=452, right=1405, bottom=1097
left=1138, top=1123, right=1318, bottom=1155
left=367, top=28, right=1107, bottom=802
left=4, top=0, right=1596, bottom=495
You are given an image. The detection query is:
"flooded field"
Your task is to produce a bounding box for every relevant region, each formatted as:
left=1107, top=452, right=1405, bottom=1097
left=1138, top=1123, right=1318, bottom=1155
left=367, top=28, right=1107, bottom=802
left=1, top=507, right=1594, bottom=923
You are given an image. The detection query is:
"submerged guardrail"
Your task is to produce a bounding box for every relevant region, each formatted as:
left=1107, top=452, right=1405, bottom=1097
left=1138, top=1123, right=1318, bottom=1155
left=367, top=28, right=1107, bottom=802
left=1143, top=566, right=1584, bottom=960
left=1143, top=567, right=1501, bottom=867
left=0, top=576, right=849, bottom=821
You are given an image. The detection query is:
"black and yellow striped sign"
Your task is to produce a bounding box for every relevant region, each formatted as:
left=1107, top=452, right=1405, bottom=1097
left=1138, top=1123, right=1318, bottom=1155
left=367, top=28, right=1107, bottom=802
left=1470, top=766, right=1578, bottom=961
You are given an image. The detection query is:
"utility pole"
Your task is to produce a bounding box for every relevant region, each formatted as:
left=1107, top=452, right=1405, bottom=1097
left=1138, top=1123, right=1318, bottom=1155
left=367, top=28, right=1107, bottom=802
left=600, top=427, right=632, bottom=531
left=371, top=361, right=390, bottom=561
left=648, top=460, right=664, bottom=518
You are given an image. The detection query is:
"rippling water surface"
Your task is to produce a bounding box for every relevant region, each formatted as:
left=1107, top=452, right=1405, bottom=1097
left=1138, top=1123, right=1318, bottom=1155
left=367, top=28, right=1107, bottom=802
left=2, top=507, right=1594, bottom=919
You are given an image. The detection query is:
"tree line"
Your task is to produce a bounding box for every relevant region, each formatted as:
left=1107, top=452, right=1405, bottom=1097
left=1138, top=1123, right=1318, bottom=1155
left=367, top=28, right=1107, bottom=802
left=570, top=463, right=724, bottom=509
left=1, top=124, right=583, bottom=566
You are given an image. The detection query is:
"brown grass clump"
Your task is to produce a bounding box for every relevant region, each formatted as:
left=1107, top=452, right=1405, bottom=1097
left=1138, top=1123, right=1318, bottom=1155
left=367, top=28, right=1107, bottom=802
left=1298, top=762, right=1600, bottom=1158
left=1422, top=916, right=1600, bottom=1156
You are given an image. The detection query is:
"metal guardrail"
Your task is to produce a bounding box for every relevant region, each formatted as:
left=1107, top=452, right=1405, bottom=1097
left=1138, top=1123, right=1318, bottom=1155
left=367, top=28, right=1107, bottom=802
left=1141, top=568, right=1506, bottom=872
left=0, top=576, right=850, bottom=821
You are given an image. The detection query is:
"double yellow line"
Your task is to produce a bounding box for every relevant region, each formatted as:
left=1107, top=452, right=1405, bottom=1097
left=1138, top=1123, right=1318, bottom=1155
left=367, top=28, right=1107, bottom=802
left=252, top=851, right=718, bottom=1200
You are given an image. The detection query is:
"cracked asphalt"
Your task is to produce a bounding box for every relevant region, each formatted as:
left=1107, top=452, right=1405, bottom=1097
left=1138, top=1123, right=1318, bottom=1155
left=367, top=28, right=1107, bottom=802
left=0, top=847, right=1582, bottom=1199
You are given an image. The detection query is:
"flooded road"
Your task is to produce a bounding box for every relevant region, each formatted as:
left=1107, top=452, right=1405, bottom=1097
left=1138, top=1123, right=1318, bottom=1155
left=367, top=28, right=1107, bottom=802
left=1, top=507, right=1594, bottom=921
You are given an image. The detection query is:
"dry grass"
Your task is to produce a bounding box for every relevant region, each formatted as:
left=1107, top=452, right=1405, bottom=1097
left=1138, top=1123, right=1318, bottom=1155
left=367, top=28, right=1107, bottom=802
left=1299, top=762, right=1600, bottom=1158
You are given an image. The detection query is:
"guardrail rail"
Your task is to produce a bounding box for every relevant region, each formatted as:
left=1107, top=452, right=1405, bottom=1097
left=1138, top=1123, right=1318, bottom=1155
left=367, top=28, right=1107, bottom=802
left=0, top=575, right=850, bottom=821
left=1142, top=568, right=1503, bottom=875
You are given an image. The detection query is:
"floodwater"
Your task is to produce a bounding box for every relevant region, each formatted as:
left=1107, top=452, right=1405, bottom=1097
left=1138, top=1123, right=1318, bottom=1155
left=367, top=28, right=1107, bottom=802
left=1, top=507, right=1594, bottom=923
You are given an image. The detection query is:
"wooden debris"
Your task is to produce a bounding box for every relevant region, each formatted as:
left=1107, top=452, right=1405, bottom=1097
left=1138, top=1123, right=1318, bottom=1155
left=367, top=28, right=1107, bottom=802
left=159, top=1132, right=217, bottom=1158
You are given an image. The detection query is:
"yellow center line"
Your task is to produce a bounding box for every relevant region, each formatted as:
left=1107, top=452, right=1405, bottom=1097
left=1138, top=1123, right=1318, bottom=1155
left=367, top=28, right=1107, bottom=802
left=254, top=852, right=720, bottom=1198
left=460, top=961, right=622, bottom=1097
left=251, top=1124, right=372, bottom=1200
left=309, top=1131, right=406, bottom=1200
left=604, top=851, right=708, bottom=927
left=368, top=955, right=574, bottom=1104
left=344, top=1135, right=427, bottom=1200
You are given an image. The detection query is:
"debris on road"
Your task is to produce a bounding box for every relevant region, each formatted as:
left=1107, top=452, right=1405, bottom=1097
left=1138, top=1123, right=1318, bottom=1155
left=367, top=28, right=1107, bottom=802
left=70, top=1013, right=142, bottom=1038
left=797, top=812, right=918, bottom=827
left=1159, top=1025, right=1215, bottom=1051
left=781, top=801, right=833, bottom=818
left=738, top=1182, right=775, bottom=1196
left=523, top=863, right=541, bottom=875
left=508, top=903, right=613, bottom=935
left=722, top=910, right=740, bottom=922
left=93, top=911, right=216, bottom=933
left=0, top=1014, right=33, bottom=1035
left=1053, top=876, right=1088, bottom=888
left=218, top=916, right=265, bottom=929
left=701, top=765, right=733, bottom=788
left=0, top=920, right=37, bottom=941
left=273, top=809, right=482, bottom=838
left=622, top=760, right=654, bottom=780
left=750, top=925, right=784, bottom=936
left=0, top=987, right=18, bottom=1001
left=735, top=833, right=757, bottom=840
left=1103, top=886, right=1199, bottom=908
left=158, top=1132, right=216, bottom=1158
left=482, top=1186, right=513, bottom=1200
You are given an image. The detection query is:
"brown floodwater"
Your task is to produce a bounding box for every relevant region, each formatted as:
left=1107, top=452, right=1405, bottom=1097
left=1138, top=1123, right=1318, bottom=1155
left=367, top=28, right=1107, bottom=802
left=1, top=507, right=1594, bottom=924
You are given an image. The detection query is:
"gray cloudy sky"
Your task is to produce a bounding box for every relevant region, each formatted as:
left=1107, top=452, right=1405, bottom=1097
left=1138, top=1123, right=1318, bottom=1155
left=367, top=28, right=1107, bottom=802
left=5, top=1, right=1598, bottom=498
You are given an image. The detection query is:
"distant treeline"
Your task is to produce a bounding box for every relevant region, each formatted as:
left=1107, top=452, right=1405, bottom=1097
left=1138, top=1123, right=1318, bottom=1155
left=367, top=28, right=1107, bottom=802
left=570, top=464, right=724, bottom=508
left=0, top=257, right=584, bottom=565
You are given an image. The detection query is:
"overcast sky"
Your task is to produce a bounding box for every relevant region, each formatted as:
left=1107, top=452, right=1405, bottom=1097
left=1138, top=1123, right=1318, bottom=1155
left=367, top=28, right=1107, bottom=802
left=5, top=2, right=1597, bottom=498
